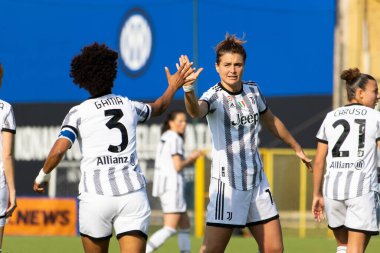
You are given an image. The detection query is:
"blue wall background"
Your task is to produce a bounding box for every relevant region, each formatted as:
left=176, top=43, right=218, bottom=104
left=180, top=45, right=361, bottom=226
left=0, top=0, right=335, bottom=102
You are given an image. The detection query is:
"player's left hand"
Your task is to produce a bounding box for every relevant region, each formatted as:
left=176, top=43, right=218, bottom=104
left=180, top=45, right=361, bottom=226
left=296, top=150, right=313, bottom=172
left=176, top=55, right=203, bottom=87
left=311, top=195, right=325, bottom=222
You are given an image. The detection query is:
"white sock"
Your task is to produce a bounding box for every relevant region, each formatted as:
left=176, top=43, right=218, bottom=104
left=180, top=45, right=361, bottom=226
left=336, top=245, right=347, bottom=253
left=178, top=229, right=191, bottom=253
left=146, top=227, right=176, bottom=253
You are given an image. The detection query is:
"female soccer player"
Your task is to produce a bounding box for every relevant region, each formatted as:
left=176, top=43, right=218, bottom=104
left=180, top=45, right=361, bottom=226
left=146, top=111, right=202, bottom=253
left=0, top=64, right=17, bottom=253
left=32, top=43, right=200, bottom=253
left=312, top=68, right=380, bottom=253
left=182, top=34, right=312, bottom=253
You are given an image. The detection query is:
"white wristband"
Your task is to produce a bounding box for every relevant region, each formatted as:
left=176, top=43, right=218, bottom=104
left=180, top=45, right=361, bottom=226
left=183, top=85, right=194, bottom=93
left=35, top=168, right=51, bottom=185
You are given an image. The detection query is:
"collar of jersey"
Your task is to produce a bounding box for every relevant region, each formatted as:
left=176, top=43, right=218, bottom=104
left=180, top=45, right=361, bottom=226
left=344, top=103, right=364, bottom=107
left=89, top=90, right=112, bottom=99
left=218, top=82, right=243, bottom=95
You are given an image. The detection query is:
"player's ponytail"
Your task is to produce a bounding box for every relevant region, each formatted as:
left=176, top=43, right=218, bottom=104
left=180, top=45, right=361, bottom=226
left=340, top=68, right=376, bottom=101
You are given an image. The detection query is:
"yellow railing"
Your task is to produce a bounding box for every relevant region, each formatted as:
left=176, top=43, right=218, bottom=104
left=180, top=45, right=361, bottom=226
left=194, top=148, right=316, bottom=238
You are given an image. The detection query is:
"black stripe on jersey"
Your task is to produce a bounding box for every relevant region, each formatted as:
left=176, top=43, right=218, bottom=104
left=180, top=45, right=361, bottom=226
left=333, top=172, right=343, bottom=198
left=356, top=172, right=365, bottom=197
left=140, top=104, right=151, bottom=123
left=234, top=94, right=248, bottom=190
left=316, top=137, right=328, bottom=144
left=344, top=171, right=354, bottom=199
left=1, top=128, right=15, bottom=134
left=62, top=125, right=79, bottom=137
left=122, top=166, right=135, bottom=192
left=223, top=95, right=235, bottom=188
left=83, top=171, right=89, bottom=192
left=93, top=169, right=104, bottom=195
left=108, top=167, right=120, bottom=195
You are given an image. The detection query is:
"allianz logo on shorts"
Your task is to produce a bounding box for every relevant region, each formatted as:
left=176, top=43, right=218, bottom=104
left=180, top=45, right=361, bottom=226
left=119, top=8, right=153, bottom=77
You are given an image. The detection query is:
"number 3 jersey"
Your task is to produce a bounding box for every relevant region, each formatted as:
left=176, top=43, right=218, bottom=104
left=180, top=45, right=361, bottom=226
left=59, top=94, right=152, bottom=196
left=199, top=81, right=267, bottom=191
left=316, top=104, right=380, bottom=200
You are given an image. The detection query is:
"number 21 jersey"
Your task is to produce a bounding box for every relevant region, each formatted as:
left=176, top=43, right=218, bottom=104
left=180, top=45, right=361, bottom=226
left=59, top=94, right=151, bottom=196
left=316, top=104, right=380, bottom=200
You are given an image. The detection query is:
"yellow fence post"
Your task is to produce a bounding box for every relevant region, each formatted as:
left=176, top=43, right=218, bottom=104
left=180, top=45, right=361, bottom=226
left=261, top=148, right=274, bottom=192
left=195, top=156, right=205, bottom=238
left=299, top=161, right=307, bottom=238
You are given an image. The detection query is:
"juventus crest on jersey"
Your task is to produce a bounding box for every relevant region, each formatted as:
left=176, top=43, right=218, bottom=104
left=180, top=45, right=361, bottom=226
left=0, top=100, right=16, bottom=188
left=316, top=104, right=380, bottom=200
left=199, top=81, right=267, bottom=191
left=59, top=94, right=151, bottom=196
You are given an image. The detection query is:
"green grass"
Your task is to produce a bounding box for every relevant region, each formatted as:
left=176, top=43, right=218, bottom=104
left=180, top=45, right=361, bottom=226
left=3, top=228, right=380, bottom=253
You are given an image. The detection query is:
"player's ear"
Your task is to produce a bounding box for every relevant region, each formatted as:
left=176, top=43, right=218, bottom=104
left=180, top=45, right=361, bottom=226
left=215, top=63, right=219, bottom=73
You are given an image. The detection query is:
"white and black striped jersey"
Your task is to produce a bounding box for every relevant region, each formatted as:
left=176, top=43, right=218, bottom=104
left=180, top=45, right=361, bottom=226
left=59, top=93, right=151, bottom=196
left=152, top=130, right=184, bottom=197
left=0, top=100, right=16, bottom=188
left=316, top=104, right=380, bottom=200
left=199, top=81, right=267, bottom=191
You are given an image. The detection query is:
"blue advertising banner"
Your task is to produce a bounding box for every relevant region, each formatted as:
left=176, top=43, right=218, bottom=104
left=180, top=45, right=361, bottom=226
left=0, top=0, right=335, bottom=102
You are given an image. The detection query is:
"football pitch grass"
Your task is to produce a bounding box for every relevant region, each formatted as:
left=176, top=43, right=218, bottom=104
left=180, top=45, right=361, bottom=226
left=3, top=228, right=380, bottom=253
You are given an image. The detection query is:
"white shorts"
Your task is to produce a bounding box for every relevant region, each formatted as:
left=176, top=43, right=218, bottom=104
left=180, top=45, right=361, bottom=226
left=206, top=175, right=279, bottom=228
left=324, top=191, right=380, bottom=235
left=78, top=188, right=151, bottom=240
left=159, top=186, right=187, bottom=213
left=0, top=185, right=8, bottom=227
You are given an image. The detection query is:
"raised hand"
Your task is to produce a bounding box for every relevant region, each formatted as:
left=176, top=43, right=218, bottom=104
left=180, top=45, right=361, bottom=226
left=176, top=55, right=203, bottom=87
left=165, top=56, right=195, bottom=91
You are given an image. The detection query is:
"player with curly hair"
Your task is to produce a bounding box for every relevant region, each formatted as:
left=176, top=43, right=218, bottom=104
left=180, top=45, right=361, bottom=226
left=32, top=42, right=201, bottom=253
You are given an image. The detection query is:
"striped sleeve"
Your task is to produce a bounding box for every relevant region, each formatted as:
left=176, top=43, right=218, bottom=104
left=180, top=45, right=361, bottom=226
left=316, top=116, right=328, bottom=143
left=2, top=104, right=16, bottom=134
left=131, top=101, right=152, bottom=123
left=254, top=84, right=268, bottom=113
left=59, top=107, right=80, bottom=144
left=170, top=134, right=184, bottom=157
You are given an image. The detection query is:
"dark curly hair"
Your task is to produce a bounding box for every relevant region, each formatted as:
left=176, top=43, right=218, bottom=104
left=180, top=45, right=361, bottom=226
left=70, top=42, right=118, bottom=96
left=340, top=68, right=376, bottom=100
left=215, top=34, right=247, bottom=65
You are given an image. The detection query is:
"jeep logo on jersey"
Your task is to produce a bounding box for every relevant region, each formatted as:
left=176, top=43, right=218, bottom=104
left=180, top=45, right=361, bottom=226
left=231, top=113, right=258, bottom=126
left=119, top=8, right=153, bottom=77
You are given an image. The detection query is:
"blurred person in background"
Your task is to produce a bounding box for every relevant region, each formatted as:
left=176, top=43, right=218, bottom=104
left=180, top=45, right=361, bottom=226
left=313, top=68, right=380, bottom=253
left=0, top=64, right=17, bottom=253
left=146, top=110, right=203, bottom=253
left=32, top=43, right=199, bottom=253
left=182, top=34, right=312, bottom=253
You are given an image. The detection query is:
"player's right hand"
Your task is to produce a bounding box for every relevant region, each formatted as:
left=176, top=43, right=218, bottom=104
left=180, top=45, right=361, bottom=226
left=33, top=181, right=48, bottom=193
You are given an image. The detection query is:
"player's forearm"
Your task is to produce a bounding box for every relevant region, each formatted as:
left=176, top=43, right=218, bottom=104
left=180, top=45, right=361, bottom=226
left=271, top=116, right=302, bottom=152
left=150, top=86, right=177, bottom=117
left=184, top=91, right=202, bottom=118
left=313, top=163, right=324, bottom=197
left=3, top=155, right=16, bottom=194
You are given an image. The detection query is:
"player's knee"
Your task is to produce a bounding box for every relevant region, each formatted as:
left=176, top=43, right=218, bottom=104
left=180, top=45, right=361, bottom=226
left=261, top=243, right=284, bottom=253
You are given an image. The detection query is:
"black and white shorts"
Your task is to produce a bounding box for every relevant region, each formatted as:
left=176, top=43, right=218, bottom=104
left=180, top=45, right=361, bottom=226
left=206, top=174, right=279, bottom=228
